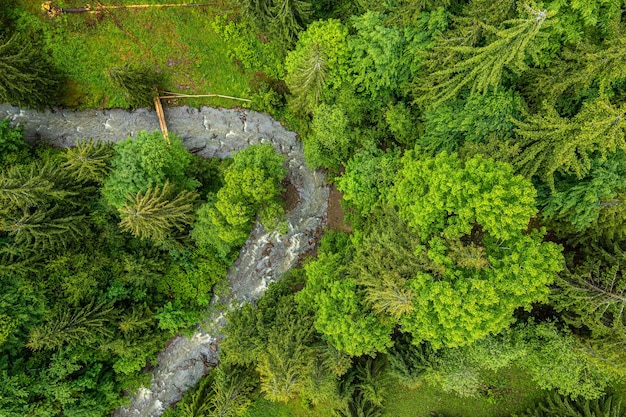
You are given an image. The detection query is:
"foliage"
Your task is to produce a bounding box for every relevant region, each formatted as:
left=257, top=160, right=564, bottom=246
left=553, top=244, right=626, bottom=344
left=285, top=19, right=350, bottom=112
left=0, top=119, right=27, bottom=164
left=417, top=6, right=553, bottom=107
left=194, top=144, right=286, bottom=254
left=118, top=182, right=198, bottom=243
left=212, top=15, right=285, bottom=80
left=390, top=151, right=563, bottom=347
left=420, top=90, right=522, bottom=153
left=336, top=150, right=401, bottom=217
left=106, top=64, right=162, bottom=109
left=0, top=132, right=251, bottom=416
left=511, top=99, right=626, bottom=189
left=519, top=321, right=616, bottom=399
left=102, top=131, right=198, bottom=209
left=61, top=139, right=114, bottom=184
left=520, top=392, right=625, bottom=417
left=537, top=152, right=626, bottom=238
left=386, top=333, right=437, bottom=389
left=303, top=103, right=352, bottom=170
left=296, top=233, right=394, bottom=356
left=0, top=34, right=59, bottom=108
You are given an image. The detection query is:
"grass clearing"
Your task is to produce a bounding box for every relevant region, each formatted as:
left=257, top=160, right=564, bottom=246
left=14, top=0, right=251, bottom=108
left=243, top=367, right=548, bottom=417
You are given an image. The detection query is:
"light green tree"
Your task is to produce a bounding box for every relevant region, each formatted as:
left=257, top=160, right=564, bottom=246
left=417, top=6, right=553, bottom=106
left=285, top=19, right=350, bottom=112
left=512, top=98, right=626, bottom=189
left=118, top=182, right=198, bottom=242
left=389, top=151, right=563, bottom=347
left=102, top=131, right=198, bottom=209
left=62, top=139, right=114, bottom=183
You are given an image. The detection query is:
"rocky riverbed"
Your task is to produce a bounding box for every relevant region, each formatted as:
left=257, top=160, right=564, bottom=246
left=0, top=104, right=329, bottom=417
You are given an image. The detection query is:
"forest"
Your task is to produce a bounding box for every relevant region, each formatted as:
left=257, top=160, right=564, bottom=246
left=2, top=0, right=626, bottom=416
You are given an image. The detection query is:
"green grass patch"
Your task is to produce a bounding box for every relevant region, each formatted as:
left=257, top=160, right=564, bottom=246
left=14, top=0, right=251, bottom=108
left=383, top=369, right=545, bottom=417
left=244, top=367, right=547, bottom=417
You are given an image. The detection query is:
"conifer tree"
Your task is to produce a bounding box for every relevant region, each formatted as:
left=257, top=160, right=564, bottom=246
left=512, top=98, right=626, bottom=188
left=0, top=34, right=59, bottom=108
left=27, top=301, right=115, bottom=351
left=268, top=0, right=313, bottom=48
left=106, top=64, right=161, bottom=109
left=62, top=139, right=114, bottom=184
left=0, top=163, right=66, bottom=209
left=208, top=365, right=256, bottom=417
left=2, top=206, right=86, bottom=250
left=528, top=35, right=626, bottom=107
left=521, top=392, right=623, bottom=417
left=118, top=182, right=198, bottom=242
left=417, top=6, right=552, bottom=106
left=287, top=44, right=328, bottom=112
left=553, top=245, right=626, bottom=343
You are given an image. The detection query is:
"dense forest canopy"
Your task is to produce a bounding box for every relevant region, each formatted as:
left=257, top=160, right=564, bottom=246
left=4, top=0, right=626, bottom=416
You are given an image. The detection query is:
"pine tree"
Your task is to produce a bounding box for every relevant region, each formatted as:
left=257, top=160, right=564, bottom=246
left=27, top=301, right=115, bottom=351
left=267, top=0, right=313, bottom=48
left=512, top=98, right=626, bottom=188
left=417, top=6, right=553, bottom=107
left=0, top=34, right=59, bottom=108
left=62, top=139, right=114, bottom=183
left=118, top=182, right=198, bottom=242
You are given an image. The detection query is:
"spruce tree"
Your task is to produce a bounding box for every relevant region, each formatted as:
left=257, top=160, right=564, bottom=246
left=267, top=0, right=313, bottom=48
left=0, top=34, right=59, bottom=108
left=521, top=392, right=624, bottom=417
left=0, top=163, right=67, bottom=209
left=512, top=98, right=626, bottom=188
left=62, top=139, right=114, bottom=184
left=26, top=301, right=115, bottom=351
left=417, top=6, right=552, bottom=106
left=118, top=182, right=198, bottom=242
left=553, top=244, right=626, bottom=343
left=286, top=44, right=328, bottom=112
left=2, top=206, right=86, bottom=250
left=106, top=64, right=162, bottom=109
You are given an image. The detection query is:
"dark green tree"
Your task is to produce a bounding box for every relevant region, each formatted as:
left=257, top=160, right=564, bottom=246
left=0, top=34, right=59, bottom=108
left=26, top=302, right=115, bottom=351
left=537, top=152, right=626, bottom=240
left=553, top=244, right=626, bottom=344
left=106, top=63, right=162, bottom=109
